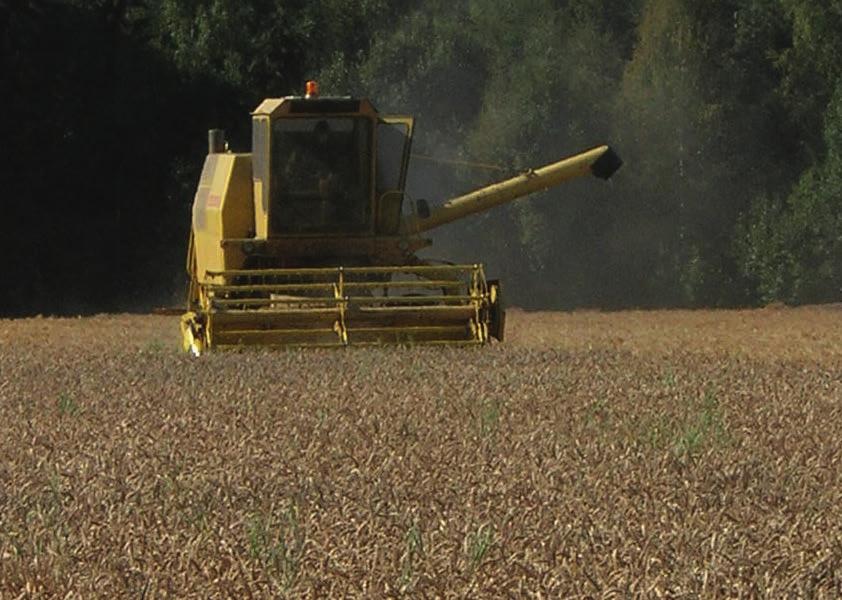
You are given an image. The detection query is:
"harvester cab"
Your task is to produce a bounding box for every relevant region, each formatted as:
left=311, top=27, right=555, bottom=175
left=181, top=83, right=622, bottom=354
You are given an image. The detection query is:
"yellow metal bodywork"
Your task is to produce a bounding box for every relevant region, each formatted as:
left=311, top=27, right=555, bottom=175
left=251, top=116, right=271, bottom=239
left=183, top=265, right=497, bottom=354
left=182, top=94, right=618, bottom=353
left=402, top=145, right=616, bottom=233
left=190, top=153, right=254, bottom=282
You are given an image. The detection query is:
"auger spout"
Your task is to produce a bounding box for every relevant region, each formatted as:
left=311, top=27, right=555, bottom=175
left=402, top=145, right=622, bottom=234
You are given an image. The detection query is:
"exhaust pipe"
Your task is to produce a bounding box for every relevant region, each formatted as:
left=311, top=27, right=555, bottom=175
left=208, top=129, right=226, bottom=154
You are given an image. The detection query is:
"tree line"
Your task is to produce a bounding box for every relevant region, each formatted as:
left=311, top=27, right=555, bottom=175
left=1, top=0, right=839, bottom=314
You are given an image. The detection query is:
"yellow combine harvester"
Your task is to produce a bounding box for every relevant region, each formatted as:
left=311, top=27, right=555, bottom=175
left=181, top=82, right=621, bottom=354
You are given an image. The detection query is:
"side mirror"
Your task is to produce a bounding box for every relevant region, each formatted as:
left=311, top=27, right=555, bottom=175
left=416, top=198, right=431, bottom=219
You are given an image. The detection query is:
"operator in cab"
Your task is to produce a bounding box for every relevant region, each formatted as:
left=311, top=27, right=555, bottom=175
left=273, top=117, right=369, bottom=233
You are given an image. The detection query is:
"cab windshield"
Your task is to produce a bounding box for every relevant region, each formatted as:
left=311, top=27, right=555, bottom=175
left=270, top=117, right=373, bottom=234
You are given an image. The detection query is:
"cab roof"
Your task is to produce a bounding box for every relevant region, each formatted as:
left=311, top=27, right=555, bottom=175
left=252, top=97, right=379, bottom=118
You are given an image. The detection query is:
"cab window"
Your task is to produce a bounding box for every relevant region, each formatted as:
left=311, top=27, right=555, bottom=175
left=270, top=117, right=373, bottom=234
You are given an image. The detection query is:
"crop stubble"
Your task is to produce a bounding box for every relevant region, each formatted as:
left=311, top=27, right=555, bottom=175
left=0, top=307, right=840, bottom=597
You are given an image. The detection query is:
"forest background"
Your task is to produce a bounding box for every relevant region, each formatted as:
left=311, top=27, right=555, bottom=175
left=2, top=0, right=840, bottom=314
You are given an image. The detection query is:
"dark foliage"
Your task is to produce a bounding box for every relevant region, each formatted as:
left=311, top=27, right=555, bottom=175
left=2, top=0, right=840, bottom=314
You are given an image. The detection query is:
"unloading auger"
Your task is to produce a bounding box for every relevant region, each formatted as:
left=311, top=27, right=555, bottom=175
left=180, top=82, right=622, bottom=354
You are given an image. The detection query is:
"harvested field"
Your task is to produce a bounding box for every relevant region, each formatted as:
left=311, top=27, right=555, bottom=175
left=1, top=307, right=841, bottom=597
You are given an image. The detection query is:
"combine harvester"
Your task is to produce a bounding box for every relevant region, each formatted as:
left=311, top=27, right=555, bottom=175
left=181, top=82, right=621, bottom=354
